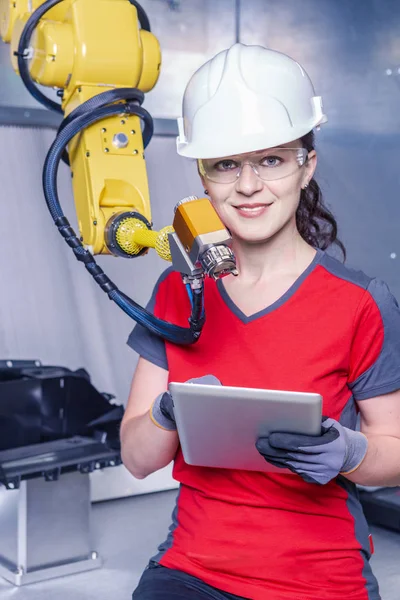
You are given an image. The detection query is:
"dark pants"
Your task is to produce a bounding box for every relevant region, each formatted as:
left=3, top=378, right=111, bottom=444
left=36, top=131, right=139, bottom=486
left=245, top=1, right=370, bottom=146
left=132, top=563, right=247, bottom=600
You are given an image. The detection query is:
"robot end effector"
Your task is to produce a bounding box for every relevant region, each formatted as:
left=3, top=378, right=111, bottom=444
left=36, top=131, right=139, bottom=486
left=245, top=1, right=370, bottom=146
left=106, top=196, right=238, bottom=281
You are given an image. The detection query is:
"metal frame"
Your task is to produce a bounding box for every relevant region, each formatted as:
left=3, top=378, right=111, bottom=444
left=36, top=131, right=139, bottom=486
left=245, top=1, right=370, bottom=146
left=0, top=471, right=102, bottom=586
left=0, top=105, right=178, bottom=136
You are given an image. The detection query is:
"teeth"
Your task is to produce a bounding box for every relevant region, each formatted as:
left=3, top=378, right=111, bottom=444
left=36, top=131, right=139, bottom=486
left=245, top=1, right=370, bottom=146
left=238, top=206, right=265, bottom=211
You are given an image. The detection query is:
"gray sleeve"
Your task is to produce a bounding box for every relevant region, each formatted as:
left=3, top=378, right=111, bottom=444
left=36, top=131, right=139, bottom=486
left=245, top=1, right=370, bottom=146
left=349, top=278, right=400, bottom=400
left=126, top=269, right=174, bottom=371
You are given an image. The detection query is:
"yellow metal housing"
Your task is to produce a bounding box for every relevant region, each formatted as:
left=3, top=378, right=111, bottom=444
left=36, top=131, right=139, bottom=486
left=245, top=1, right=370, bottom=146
left=2, top=0, right=162, bottom=255
left=30, top=19, right=74, bottom=87
left=0, top=0, right=43, bottom=42
left=10, top=2, right=70, bottom=70
left=173, top=198, right=227, bottom=253
left=67, top=103, right=151, bottom=253
left=138, top=29, right=162, bottom=92
left=0, top=0, right=23, bottom=42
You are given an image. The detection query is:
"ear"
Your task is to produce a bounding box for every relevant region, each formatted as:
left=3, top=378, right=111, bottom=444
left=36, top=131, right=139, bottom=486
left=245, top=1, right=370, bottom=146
left=302, top=150, right=317, bottom=189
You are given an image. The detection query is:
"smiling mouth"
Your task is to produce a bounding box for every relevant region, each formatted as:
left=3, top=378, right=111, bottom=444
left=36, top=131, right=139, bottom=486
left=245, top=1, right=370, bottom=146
left=234, top=204, right=272, bottom=212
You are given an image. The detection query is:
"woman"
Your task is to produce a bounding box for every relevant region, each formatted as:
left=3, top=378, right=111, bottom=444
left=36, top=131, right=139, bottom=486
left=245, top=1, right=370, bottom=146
left=121, top=44, right=400, bottom=600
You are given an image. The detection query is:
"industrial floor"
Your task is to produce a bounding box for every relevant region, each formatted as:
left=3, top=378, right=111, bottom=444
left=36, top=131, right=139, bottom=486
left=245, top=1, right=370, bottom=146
left=0, top=489, right=399, bottom=600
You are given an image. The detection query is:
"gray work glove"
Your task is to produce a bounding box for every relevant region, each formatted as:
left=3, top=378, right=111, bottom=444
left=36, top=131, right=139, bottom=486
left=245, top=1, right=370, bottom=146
left=256, top=417, right=368, bottom=485
left=150, top=375, right=221, bottom=431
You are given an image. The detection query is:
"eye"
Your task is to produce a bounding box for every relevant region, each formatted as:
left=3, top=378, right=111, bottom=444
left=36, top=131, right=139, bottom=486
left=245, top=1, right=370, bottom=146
left=260, top=155, right=283, bottom=168
left=214, top=159, right=239, bottom=171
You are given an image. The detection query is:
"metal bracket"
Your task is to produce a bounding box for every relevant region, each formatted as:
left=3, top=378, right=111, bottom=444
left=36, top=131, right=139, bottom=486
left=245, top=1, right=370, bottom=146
left=168, top=231, right=202, bottom=277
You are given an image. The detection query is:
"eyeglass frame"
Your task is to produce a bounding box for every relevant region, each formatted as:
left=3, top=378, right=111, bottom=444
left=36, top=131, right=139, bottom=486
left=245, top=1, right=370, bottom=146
left=198, top=147, right=310, bottom=184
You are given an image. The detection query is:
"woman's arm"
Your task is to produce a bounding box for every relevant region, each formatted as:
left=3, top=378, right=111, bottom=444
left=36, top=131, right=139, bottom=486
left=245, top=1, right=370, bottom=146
left=344, top=389, right=400, bottom=486
left=120, top=357, right=179, bottom=479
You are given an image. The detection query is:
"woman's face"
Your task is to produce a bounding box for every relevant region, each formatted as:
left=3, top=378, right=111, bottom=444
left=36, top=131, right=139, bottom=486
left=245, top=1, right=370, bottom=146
left=200, top=140, right=317, bottom=245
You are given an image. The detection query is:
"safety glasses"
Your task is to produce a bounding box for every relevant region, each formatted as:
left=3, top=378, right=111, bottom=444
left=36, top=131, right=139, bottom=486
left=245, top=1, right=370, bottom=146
left=199, top=148, right=309, bottom=184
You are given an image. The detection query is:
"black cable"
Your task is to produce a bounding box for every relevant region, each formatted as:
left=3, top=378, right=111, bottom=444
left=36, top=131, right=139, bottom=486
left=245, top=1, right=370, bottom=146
left=58, top=88, right=149, bottom=166
left=128, top=0, right=151, bottom=31
left=189, top=288, right=205, bottom=334
left=58, top=88, right=145, bottom=135
left=42, top=100, right=204, bottom=344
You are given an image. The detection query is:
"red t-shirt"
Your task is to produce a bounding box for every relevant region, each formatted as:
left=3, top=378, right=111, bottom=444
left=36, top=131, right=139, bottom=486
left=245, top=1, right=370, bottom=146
left=128, top=249, right=400, bottom=600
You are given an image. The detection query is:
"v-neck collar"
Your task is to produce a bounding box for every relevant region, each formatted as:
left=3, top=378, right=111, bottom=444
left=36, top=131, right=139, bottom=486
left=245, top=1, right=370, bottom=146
left=216, top=249, right=324, bottom=323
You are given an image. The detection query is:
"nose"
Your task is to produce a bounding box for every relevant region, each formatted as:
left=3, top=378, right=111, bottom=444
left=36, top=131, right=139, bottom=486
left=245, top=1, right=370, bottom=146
left=235, top=163, right=264, bottom=196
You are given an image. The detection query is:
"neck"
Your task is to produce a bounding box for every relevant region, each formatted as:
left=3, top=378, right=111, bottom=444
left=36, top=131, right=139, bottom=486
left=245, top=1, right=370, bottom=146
left=231, top=224, right=317, bottom=284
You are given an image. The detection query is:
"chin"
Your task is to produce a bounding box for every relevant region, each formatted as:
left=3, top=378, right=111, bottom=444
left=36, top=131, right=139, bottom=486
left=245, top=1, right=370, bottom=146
left=227, top=210, right=294, bottom=246
left=226, top=218, right=273, bottom=240
left=241, top=236, right=274, bottom=245
left=232, top=229, right=276, bottom=245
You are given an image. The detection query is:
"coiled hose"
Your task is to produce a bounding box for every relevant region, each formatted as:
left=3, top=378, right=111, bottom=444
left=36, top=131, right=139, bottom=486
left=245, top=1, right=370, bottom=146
left=17, top=0, right=205, bottom=345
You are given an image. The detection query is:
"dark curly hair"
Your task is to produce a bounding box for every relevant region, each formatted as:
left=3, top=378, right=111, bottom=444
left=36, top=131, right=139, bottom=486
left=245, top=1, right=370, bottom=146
left=298, top=131, right=346, bottom=260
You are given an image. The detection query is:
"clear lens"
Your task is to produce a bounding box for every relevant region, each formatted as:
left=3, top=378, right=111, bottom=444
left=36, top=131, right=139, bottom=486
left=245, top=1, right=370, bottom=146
left=200, top=148, right=308, bottom=184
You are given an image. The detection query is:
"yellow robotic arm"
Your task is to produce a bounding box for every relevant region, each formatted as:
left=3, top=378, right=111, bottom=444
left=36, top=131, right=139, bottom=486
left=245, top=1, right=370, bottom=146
left=1, top=0, right=160, bottom=254
left=0, top=0, right=237, bottom=343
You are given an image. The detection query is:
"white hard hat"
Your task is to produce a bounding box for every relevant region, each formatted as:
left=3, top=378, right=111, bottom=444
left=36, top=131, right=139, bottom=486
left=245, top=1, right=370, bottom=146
left=176, top=43, right=327, bottom=159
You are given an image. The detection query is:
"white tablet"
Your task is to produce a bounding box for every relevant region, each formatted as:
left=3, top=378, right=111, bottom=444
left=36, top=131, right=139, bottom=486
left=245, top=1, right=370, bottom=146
left=169, top=382, right=322, bottom=473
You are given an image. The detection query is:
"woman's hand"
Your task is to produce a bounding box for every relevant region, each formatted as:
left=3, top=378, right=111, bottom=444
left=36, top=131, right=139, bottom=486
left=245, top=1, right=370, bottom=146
left=256, top=417, right=368, bottom=485
left=150, top=374, right=221, bottom=431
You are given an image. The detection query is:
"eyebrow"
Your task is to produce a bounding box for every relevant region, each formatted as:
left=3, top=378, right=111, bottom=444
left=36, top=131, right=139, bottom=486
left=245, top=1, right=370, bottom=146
left=215, top=149, right=283, bottom=161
